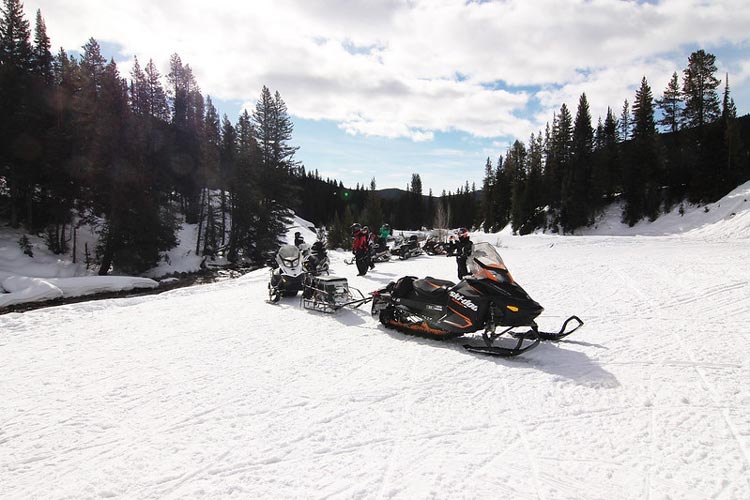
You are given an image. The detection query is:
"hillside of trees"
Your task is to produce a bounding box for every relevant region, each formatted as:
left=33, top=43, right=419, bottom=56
left=2, top=1, right=748, bottom=275
left=477, top=51, right=749, bottom=235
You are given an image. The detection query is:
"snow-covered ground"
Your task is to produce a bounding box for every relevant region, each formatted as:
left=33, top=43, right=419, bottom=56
left=2, top=184, right=750, bottom=499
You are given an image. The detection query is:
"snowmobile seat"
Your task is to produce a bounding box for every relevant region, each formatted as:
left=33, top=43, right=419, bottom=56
left=391, top=276, right=417, bottom=298
left=413, top=277, right=455, bottom=300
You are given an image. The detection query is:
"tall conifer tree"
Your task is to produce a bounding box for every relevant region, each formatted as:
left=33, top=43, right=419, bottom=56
left=623, top=77, right=660, bottom=225
left=655, top=72, right=682, bottom=133
left=561, top=93, right=593, bottom=232
left=681, top=50, right=721, bottom=129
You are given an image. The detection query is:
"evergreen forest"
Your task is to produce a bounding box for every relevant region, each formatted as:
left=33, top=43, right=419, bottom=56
left=2, top=1, right=749, bottom=274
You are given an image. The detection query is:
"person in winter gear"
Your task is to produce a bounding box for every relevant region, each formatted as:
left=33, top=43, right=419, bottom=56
left=304, top=240, right=329, bottom=275
left=363, top=226, right=378, bottom=269
left=379, top=224, right=391, bottom=240
left=446, top=235, right=458, bottom=255
left=373, top=224, right=390, bottom=259
left=454, top=228, right=473, bottom=280
left=294, top=231, right=305, bottom=248
left=351, top=223, right=370, bottom=276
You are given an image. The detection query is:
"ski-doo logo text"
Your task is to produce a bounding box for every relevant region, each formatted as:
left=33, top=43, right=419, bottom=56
left=449, top=291, right=478, bottom=311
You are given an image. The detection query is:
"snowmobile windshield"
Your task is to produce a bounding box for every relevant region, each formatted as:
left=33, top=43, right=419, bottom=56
left=277, top=244, right=301, bottom=268
left=468, top=242, right=511, bottom=281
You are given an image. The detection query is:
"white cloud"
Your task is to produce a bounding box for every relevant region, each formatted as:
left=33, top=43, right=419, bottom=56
left=23, top=0, right=750, bottom=143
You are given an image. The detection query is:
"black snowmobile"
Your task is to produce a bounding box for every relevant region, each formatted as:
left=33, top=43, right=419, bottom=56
left=422, top=238, right=447, bottom=255
left=370, top=236, right=391, bottom=262
left=370, top=242, right=583, bottom=357
left=393, top=234, right=423, bottom=260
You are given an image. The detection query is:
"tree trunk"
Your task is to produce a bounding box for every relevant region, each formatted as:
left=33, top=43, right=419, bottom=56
left=220, top=190, right=227, bottom=246
left=195, top=188, right=206, bottom=255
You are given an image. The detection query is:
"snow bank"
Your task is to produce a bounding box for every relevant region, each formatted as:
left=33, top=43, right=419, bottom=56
left=581, top=180, right=750, bottom=238
left=0, top=275, right=158, bottom=308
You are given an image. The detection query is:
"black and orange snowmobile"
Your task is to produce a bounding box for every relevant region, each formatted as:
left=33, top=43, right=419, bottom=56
left=370, top=242, right=583, bottom=357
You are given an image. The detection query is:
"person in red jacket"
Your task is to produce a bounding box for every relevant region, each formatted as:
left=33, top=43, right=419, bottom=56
left=351, top=223, right=370, bottom=276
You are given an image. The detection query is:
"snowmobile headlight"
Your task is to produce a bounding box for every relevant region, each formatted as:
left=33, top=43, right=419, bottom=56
left=506, top=305, right=519, bottom=313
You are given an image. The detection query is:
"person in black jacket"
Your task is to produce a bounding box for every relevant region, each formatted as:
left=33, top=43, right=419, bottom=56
left=351, top=223, right=370, bottom=276
left=454, top=228, right=473, bottom=280
left=294, top=232, right=305, bottom=248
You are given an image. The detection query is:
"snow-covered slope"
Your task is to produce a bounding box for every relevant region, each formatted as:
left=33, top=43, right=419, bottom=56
left=2, top=213, right=750, bottom=499
left=582, top=180, right=750, bottom=239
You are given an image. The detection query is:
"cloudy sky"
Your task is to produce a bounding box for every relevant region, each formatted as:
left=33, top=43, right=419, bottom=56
left=21, top=0, right=750, bottom=193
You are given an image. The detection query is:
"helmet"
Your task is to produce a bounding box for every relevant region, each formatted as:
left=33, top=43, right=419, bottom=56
left=458, top=228, right=469, bottom=238
left=362, top=226, right=369, bottom=232
left=383, top=224, right=390, bottom=230
left=351, top=223, right=361, bottom=234
left=294, top=232, right=301, bottom=237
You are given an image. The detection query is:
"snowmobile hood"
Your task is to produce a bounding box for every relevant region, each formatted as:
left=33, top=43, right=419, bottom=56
left=276, top=244, right=304, bottom=276
left=278, top=244, right=301, bottom=260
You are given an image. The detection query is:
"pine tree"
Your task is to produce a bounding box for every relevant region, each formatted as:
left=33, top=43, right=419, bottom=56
left=92, top=57, right=177, bottom=275
left=129, top=56, right=147, bottom=115
left=506, top=140, right=527, bottom=233
left=623, top=77, right=660, bottom=225
left=599, top=107, right=621, bottom=199
left=30, top=9, right=51, bottom=84
left=219, top=114, right=237, bottom=248
left=196, top=95, right=221, bottom=256
left=546, top=103, right=573, bottom=228
left=360, top=177, right=384, bottom=232
left=480, top=157, right=495, bottom=231
left=409, top=173, right=423, bottom=229
left=655, top=72, right=682, bottom=133
left=23, top=9, right=54, bottom=232
left=561, top=93, right=593, bottom=232
left=251, top=87, right=297, bottom=259
left=144, top=59, right=169, bottom=121
left=493, top=156, right=511, bottom=230
left=720, top=74, right=741, bottom=191
left=519, top=132, right=545, bottom=234
left=721, top=73, right=737, bottom=121
left=167, top=53, right=203, bottom=221
left=619, top=99, right=631, bottom=142
left=45, top=48, right=82, bottom=251
left=681, top=49, right=721, bottom=129
left=656, top=72, right=687, bottom=207
left=0, top=0, right=33, bottom=227
left=227, top=110, right=259, bottom=263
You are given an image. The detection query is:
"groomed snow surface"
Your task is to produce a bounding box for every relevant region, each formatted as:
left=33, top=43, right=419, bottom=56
left=2, top=183, right=750, bottom=499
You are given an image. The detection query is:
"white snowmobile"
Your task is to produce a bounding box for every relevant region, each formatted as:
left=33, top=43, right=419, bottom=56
left=268, top=244, right=306, bottom=303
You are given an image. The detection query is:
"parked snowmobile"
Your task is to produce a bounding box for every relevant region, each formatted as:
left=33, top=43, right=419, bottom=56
left=393, top=235, right=423, bottom=260
left=422, top=238, right=447, bottom=255
left=370, top=237, right=391, bottom=262
left=303, top=240, right=330, bottom=276
left=370, top=242, right=583, bottom=357
left=268, top=244, right=306, bottom=303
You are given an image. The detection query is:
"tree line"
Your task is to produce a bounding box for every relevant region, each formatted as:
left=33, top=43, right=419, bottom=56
left=3, top=1, right=749, bottom=273
left=0, top=1, right=476, bottom=268
left=1, top=1, right=300, bottom=273
left=478, top=50, right=749, bottom=235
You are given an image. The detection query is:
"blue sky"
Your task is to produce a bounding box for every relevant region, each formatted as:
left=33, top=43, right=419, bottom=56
left=23, top=0, right=750, bottom=194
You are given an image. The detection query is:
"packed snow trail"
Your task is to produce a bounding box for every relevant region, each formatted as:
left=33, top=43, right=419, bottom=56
left=2, top=233, right=750, bottom=499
